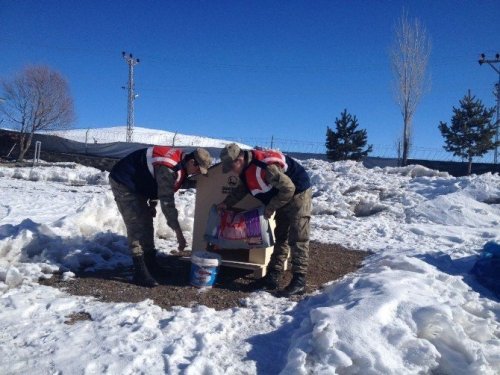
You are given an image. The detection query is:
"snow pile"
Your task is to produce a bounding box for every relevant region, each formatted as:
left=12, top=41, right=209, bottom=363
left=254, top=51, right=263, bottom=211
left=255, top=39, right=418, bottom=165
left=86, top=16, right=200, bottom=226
left=1, top=158, right=500, bottom=374
left=385, top=164, right=450, bottom=178
left=305, top=160, right=500, bottom=249
left=0, top=163, right=108, bottom=185
left=284, top=160, right=500, bottom=374
left=0, top=281, right=294, bottom=374
left=0, top=189, right=128, bottom=289
left=44, top=126, right=250, bottom=148
left=0, top=164, right=197, bottom=291
left=0, top=285, right=168, bottom=374
left=283, top=254, right=500, bottom=374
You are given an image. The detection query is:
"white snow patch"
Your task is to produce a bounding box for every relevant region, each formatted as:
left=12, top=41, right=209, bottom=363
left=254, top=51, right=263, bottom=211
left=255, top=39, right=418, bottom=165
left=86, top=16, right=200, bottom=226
left=0, top=163, right=108, bottom=185
left=0, top=158, right=499, bottom=374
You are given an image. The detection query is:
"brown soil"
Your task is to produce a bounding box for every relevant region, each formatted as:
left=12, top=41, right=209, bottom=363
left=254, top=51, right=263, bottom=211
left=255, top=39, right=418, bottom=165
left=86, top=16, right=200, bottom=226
left=41, top=242, right=368, bottom=311
left=64, top=311, right=93, bottom=325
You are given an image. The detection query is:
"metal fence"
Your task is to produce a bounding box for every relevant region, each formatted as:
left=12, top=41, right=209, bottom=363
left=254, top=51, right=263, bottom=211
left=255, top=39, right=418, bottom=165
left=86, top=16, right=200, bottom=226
left=222, top=136, right=496, bottom=163
left=3, top=125, right=497, bottom=164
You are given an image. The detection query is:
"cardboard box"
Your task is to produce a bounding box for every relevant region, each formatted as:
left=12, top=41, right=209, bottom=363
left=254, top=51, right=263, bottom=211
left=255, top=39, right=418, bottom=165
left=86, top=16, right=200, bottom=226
left=191, top=163, right=279, bottom=277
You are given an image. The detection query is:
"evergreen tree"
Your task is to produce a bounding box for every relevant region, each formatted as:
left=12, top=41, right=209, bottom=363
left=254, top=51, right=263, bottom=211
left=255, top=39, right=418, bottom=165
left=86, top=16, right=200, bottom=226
left=326, top=109, right=373, bottom=161
left=439, top=91, right=497, bottom=175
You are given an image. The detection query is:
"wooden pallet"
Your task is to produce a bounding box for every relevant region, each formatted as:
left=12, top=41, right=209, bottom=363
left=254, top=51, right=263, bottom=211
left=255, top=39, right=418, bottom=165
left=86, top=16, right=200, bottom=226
left=180, top=256, right=268, bottom=278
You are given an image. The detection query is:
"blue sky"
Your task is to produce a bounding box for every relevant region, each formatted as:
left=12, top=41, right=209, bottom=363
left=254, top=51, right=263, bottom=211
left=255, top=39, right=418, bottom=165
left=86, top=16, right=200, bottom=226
left=1, top=0, right=499, bottom=158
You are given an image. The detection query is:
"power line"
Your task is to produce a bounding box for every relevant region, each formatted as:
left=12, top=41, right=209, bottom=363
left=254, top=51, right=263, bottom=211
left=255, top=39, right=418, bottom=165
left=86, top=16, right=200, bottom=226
left=0, top=37, right=483, bottom=74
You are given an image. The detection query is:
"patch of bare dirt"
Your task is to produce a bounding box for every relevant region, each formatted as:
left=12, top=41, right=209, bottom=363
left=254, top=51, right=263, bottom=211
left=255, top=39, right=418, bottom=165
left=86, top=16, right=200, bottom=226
left=40, top=242, right=368, bottom=310
left=64, top=311, right=93, bottom=325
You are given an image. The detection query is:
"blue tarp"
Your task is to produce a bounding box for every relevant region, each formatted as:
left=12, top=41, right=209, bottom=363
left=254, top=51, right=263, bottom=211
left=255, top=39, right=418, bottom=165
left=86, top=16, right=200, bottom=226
left=471, top=242, right=500, bottom=298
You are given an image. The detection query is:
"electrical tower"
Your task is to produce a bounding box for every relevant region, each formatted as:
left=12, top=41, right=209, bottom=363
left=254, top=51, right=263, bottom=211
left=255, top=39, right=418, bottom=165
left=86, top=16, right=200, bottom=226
left=479, top=53, right=500, bottom=164
left=122, top=51, right=140, bottom=143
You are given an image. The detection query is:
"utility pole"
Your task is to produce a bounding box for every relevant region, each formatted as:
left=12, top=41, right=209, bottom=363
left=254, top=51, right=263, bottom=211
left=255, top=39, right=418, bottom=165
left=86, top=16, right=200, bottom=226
left=122, top=51, right=140, bottom=143
left=479, top=53, right=500, bottom=164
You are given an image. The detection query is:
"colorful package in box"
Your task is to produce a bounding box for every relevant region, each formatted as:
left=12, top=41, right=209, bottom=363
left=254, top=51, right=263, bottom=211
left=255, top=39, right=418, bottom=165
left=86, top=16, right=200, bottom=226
left=204, top=205, right=274, bottom=249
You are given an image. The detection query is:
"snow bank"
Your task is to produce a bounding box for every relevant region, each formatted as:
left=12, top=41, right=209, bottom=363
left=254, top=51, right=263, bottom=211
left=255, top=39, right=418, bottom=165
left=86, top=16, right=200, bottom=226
left=0, top=193, right=129, bottom=289
left=0, top=281, right=294, bottom=374
left=385, top=164, right=450, bottom=178
left=0, top=164, right=195, bottom=290
left=283, top=159, right=500, bottom=374
left=0, top=285, right=168, bottom=374
left=0, top=194, right=196, bottom=291
left=0, top=163, right=108, bottom=185
left=305, top=159, right=500, bottom=248
left=282, top=254, right=499, bottom=374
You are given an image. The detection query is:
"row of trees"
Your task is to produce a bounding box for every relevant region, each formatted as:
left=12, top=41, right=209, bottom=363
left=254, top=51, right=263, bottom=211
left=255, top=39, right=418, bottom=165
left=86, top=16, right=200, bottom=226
left=325, top=92, right=498, bottom=175
left=0, top=9, right=428, bottom=166
left=0, top=16, right=497, bottom=174
left=325, top=10, right=497, bottom=174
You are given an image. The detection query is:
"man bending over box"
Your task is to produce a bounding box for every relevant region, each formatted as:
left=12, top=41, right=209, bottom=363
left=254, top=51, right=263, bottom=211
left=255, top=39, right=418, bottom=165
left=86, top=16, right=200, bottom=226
left=217, top=143, right=312, bottom=297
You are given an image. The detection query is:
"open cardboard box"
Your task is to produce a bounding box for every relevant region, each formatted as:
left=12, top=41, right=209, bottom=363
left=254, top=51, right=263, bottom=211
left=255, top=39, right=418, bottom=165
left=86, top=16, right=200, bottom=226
left=191, top=163, right=284, bottom=277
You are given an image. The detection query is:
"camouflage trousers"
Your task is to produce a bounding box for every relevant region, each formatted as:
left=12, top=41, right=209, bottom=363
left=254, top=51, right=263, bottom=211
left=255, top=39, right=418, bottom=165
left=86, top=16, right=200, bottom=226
left=109, top=177, right=155, bottom=257
left=268, top=188, right=312, bottom=274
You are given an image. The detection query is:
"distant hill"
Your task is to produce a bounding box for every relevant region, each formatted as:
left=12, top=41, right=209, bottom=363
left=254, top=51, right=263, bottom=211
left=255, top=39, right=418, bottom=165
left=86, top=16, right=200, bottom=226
left=41, top=126, right=250, bottom=149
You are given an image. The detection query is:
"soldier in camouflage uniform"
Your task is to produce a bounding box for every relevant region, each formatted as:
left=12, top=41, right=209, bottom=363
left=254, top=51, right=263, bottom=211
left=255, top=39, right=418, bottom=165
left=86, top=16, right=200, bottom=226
left=110, top=146, right=212, bottom=287
left=217, top=144, right=312, bottom=296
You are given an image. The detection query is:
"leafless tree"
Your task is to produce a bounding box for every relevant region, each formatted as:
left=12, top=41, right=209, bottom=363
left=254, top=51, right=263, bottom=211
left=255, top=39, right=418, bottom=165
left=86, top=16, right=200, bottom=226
left=0, top=66, right=75, bottom=161
left=391, top=10, right=431, bottom=165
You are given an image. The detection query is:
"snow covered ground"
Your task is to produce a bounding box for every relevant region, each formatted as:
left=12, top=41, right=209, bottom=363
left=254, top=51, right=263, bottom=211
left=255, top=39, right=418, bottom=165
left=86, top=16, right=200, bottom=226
left=43, top=126, right=250, bottom=148
left=0, top=159, right=499, bottom=374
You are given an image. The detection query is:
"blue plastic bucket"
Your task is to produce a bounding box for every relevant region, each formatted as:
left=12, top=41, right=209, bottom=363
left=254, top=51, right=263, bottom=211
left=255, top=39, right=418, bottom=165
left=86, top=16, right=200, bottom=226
left=190, top=251, right=221, bottom=288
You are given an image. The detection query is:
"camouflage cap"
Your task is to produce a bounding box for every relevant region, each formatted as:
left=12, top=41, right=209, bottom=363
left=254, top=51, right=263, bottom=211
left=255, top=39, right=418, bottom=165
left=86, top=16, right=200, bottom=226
left=220, top=143, right=241, bottom=173
left=193, top=148, right=212, bottom=175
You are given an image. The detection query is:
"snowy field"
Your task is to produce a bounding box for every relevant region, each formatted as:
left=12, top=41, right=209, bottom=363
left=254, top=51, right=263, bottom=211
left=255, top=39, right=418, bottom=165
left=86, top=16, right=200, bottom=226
left=0, top=159, right=499, bottom=374
left=42, top=126, right=250, bottom=149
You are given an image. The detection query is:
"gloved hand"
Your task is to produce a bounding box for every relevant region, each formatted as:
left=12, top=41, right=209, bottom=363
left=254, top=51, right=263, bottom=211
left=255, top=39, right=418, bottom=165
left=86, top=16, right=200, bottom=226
left=148, top=200, right=158, bottom=217
left=175, top=228, right=186, bottom=251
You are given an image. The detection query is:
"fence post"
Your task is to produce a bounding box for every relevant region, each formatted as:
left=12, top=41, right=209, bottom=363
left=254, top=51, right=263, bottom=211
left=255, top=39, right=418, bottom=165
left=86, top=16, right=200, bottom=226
left=85, top=129, right=90, bottom=154
left=6, top=143, right=17, bottom=159
left=33, top=141, right=41, bottom=167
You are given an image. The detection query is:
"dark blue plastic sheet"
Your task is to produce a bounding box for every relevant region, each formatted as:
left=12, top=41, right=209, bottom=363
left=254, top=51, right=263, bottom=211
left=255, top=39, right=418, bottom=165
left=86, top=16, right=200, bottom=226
left=471, top=242, right=500, bottom=298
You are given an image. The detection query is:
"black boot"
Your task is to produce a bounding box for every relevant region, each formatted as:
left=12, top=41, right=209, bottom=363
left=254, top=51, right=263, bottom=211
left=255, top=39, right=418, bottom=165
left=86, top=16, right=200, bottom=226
left=144, top=250, right=160, bottom=275
left=132, top=255, right=158, bottom=287
left=250, top=269, right=281, bottom=291
left=281, top=273, right=306, bottom=297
